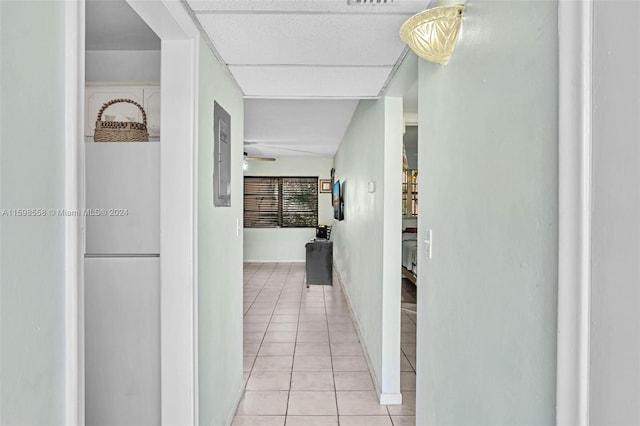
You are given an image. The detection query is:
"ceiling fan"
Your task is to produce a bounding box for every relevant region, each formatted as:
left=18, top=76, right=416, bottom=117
left=244, top=141, right=327, bottom=157
left=243, top=151, right=275, bottom=162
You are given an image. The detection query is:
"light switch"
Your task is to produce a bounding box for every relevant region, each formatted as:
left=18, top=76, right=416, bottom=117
left=424, top=229, right=433, bottom=259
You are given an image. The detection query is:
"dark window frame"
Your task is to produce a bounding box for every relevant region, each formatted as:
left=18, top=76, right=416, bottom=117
left=244, top=176, right=319, bottom=228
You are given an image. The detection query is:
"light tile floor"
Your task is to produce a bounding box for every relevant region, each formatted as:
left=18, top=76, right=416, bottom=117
left=233, top=262, right=417, bottom=426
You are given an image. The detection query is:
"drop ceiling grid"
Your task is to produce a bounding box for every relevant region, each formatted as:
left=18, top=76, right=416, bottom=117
left=187, top=0, right=432, bottom=14
left=183, top=0, right=429, bottom=157
left=185, top=0, right=430, bottom=98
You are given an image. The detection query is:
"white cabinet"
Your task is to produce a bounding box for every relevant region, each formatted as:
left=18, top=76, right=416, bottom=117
left=85, top=85, right=160, bottom=140
left=85, top=141, right=160, bottom=255
left=84, top=104, right=161, bottom=425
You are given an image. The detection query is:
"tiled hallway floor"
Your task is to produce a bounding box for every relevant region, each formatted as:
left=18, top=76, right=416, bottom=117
left=233, top=262, right=416, bottom=426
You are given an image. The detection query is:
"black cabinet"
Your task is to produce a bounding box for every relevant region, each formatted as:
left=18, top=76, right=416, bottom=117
left=305, top=240, right=333, bottom=286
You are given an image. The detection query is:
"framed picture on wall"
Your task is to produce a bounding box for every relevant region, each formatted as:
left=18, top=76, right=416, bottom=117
left=333, top=180, right=344, bottom=221
left=330, top=168, right=336, bottom=207
left=319, top=179, right=332, bottom=193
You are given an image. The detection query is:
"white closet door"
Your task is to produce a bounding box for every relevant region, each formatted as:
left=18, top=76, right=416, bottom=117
left=85, top=257, right=160, bottom=426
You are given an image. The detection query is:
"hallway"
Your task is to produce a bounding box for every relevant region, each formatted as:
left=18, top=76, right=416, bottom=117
left=234, top=262, right=416, bottom=425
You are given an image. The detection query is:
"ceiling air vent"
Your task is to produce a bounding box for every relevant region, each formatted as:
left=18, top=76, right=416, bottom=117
left=347, top=0, right=394, bottom=4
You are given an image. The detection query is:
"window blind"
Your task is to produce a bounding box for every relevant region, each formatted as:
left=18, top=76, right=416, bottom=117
left=244, top=177, right=280, bottom=228
left=281, top=177, right=318, bottom=228
left=244, top=176, right=318, bottom=228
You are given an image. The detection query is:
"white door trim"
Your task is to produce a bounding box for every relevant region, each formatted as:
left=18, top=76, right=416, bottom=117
left=64, top=1, right=85, bottom=424
left=556, top=1, right=593, bottom=424
left=380, top=96, right=403, bottom=405
left=124, top=1, right=200, bottom=424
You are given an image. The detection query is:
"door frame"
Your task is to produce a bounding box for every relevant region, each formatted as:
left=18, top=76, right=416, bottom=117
left=65, top=0, right=202, bottom=424
left=64, top=0, right=85, bottom=424
left=65, top=0, right=594, bottom=424
left=125, top=1, right=201, bottom=424
left=556, top=0, right=593, bottom=424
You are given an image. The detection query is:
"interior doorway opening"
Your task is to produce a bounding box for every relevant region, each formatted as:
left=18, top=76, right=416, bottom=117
left=400, top=77, right=419, bottom=400
left=83, top=1, right=162, bottom=424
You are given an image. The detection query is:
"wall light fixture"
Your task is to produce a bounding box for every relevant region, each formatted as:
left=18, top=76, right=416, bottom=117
left=400, top=4, right=465, bottom=65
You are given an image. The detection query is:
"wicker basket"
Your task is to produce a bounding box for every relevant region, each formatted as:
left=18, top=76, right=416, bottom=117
left=93, top=98, right=149, bottom=142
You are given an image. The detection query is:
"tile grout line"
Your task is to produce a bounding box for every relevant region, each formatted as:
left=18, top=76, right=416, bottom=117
left=323, top=283, right=340, bottom=425
left=244, top=263, right=291, bottom=399
left=246, top=263, right=281, bottom=376
left=284, top=262, right=302, bottom=422
left=243, top=262, right=276, bottom=319
left=239, top=263, right=414, bottom=424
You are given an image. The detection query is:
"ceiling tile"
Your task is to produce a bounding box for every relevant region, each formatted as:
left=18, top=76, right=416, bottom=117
left=183, top=0, right=428, bottom=157
left=244, top=99, right=359, bottom=156
left=197, top=13, right=411, bottom=66
left=229, top=65, right=393, bottom=97
left=244, top=99, right=358, bottom=143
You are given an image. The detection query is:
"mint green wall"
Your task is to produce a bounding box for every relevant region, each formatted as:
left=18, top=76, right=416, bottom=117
left=332, top=98, right=404, bottom=400
left=244, top=158, right=333, bottom=262
left=333, top=52, right=417, bottom=401
left=333, top=99, right=387, bottom=389
left=416, top=1, right=558, bottom=424
left=0, top=1, right=67, bottom=423
left=197, top=40, right=245, bottom=425
left=385, top=53, right=418, bottom=98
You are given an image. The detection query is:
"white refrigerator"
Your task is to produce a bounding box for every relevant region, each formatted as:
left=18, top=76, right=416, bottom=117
left=84, top=142, right=160, bottom=426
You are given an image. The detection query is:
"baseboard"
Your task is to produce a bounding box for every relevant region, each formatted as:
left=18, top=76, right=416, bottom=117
left=243, top=259, right=305, bottom=263
left=380, top=393, right=403, bottom=405
left=334, top=268, right=403, bottom=406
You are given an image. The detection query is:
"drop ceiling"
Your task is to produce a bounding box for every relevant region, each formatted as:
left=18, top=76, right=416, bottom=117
left=186, top=0, right=429, bottom=100
left=86, top=0, right=426, bottom=158
left=244, top=99, right=360, bottom=157
left=185, top=0, right=427, bottom=158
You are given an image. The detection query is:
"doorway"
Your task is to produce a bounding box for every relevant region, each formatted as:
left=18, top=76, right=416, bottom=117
left=400, top=80, right=419, bottom=404
left=84, top=1, right=161, bottom=424
left=78, top=0, right=201, bottom=424
left=401, top=123, right=418, bottom=387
